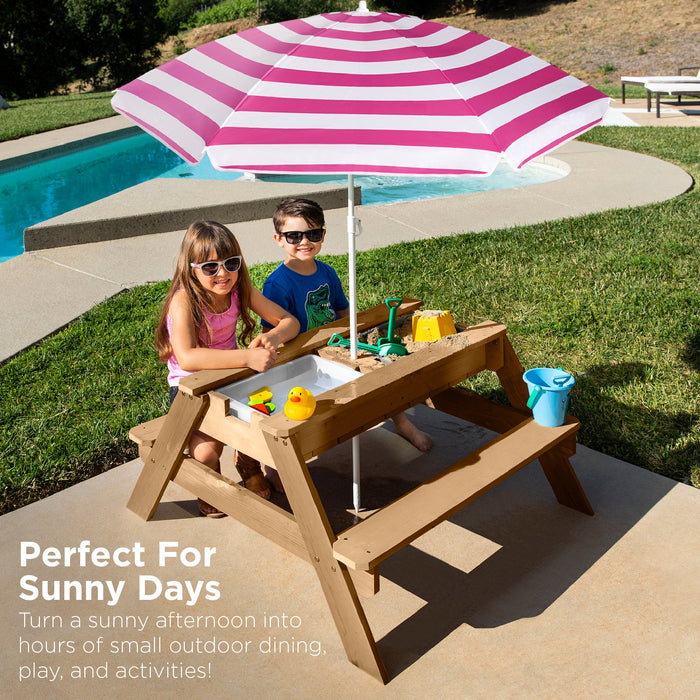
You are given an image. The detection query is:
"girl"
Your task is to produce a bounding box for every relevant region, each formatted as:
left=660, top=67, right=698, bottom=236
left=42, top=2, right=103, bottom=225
left=155, top=221, right=299, bottom=516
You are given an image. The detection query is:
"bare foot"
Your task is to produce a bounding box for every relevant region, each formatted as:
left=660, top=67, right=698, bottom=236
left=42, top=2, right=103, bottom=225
left=242, top=472, right=272, bottom=500
left=198, top=498, right=226, bottom=518
left=263, top=466, right=285, bottom=494
left=234, top=452, right=272, bottom=500
left=392, top=413, right=433, bottom=451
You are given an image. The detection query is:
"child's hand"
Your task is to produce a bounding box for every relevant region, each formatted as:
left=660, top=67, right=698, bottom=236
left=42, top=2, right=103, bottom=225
left=246, top=346, right=277, bottom=373
left=249, top=333, right=277, bottom=351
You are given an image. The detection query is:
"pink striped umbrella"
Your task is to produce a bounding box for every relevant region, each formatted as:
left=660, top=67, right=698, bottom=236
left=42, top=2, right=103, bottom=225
left=112, top=5, right=608, bottom=177
left=113, top=4, right=609, bottom=509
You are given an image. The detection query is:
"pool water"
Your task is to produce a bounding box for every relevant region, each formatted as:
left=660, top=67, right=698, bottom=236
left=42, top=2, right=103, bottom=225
left=0, top=131, right=182, bottom=263
left=0, top=131, right=564, bottom=263
left=163, top=156, right=563, bottom=206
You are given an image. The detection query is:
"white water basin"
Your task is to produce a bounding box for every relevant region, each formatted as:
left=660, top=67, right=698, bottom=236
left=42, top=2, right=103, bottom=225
left=217, top=355, right=362, bottom=423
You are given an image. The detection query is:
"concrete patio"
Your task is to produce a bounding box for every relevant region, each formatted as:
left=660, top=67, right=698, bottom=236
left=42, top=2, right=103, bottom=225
left=2, top=407, right=699, bottom=698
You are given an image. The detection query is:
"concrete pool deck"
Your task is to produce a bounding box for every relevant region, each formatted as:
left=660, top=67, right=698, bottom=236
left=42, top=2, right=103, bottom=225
left=1, top=110, right=699, bottom=699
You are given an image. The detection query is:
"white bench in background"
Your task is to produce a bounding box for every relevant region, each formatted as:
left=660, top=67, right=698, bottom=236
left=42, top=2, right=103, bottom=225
left=643, top=81, right=700, bottom=117
left=620, top=65, right=700, bottom=104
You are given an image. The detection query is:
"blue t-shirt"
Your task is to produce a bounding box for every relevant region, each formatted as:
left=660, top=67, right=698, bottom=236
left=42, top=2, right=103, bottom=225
left=262, top=260, right=349, bottom=333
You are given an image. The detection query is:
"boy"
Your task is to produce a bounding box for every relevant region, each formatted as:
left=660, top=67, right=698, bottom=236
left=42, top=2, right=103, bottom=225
left=262, top=198, right=432, bottom=452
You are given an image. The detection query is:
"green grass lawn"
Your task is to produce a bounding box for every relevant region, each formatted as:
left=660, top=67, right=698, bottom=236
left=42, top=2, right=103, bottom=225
left=0, top=93, right=117, bottom=142
left=0, top=104, right=698, bottom=515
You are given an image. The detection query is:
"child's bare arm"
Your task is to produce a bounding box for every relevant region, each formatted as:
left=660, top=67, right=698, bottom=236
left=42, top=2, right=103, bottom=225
left=249, top=288, right=300, bottom=349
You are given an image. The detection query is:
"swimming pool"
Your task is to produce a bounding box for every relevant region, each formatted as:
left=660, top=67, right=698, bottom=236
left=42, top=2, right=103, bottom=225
left=0, top=130, right=564, bottom=263
left=0, top=131, right=182, bottom=263
left=164, top=157, right=564, bottom=206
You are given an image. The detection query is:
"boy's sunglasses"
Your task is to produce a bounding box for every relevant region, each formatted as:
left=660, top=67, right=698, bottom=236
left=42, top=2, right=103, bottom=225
left=280, top=228, right=325, bottom=245
left=190, top=255, right=242, bottom=276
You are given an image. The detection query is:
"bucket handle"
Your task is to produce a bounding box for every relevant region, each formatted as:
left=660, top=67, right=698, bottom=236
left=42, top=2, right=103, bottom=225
left=526, top=385, right=543, bottom=409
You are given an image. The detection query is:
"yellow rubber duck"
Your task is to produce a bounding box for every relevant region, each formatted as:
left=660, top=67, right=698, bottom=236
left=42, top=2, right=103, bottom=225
left=284, top=387, right=316, bottom=421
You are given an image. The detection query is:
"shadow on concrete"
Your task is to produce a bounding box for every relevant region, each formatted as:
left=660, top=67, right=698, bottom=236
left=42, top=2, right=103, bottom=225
left=306, top=405, right=677, bottom=679
left=376, top=464, right=673, bottom=677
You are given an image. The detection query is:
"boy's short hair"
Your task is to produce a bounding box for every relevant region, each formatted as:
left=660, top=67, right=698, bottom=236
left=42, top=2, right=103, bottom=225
left=273, top=198, right=325, bottom=234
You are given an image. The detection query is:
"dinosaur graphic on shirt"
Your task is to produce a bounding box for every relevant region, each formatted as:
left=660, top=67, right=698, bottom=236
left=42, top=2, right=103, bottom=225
left=305, top=283, right=335, bottom=330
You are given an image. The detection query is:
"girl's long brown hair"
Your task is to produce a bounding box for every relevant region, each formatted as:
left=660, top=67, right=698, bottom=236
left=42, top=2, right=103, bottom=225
left=155, top=221, right=255, bottom=362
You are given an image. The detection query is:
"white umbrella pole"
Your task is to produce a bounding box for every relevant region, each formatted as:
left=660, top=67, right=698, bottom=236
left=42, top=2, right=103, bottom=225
left=347, top=175, right=358, bottom=361
left=347, top=175, right=360, bottom=512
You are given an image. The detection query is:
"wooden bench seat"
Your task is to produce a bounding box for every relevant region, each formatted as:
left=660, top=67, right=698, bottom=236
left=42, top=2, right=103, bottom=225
left=333, top=416, right=579, bottom=572
left=129, top=415, right=168, bottom=461
left=129, top=415, right=167, bottom=447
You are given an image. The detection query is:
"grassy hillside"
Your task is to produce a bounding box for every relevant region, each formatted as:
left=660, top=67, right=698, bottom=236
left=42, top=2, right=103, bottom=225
left=434, top=0, right=699, bottom=86
left=168, top=0, right=700, bottom=86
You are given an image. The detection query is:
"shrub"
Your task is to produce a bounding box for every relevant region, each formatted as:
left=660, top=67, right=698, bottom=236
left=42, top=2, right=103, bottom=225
left=186, top=0, right=258, bottom=27
left=261, top=0, right=354, bottom=23
left=161, top=0, right=203, bottom=34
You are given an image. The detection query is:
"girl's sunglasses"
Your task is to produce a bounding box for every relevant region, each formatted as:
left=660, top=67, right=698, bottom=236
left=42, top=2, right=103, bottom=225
left=190, top=255, right=242, bottom=276
left=280, top=228, right=325, bottom=245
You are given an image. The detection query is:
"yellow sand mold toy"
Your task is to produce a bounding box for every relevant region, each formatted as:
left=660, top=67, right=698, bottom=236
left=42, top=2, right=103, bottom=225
left=412, top=310, right=457, bottom=342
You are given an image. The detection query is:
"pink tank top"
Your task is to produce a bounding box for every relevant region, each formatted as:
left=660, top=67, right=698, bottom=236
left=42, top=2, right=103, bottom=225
left=166, top=288, right=241, bottom=387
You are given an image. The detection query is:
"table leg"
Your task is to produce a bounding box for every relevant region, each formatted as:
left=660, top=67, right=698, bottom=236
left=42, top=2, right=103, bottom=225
left=538, top=451, right=594, bottom=515
left=126, top=391, right=208, bottom=520
left=263, top=431, right=388, bottom=684
left=494, top=336, right=593, bottom=515
left=495, top=336, right=529, bottom=410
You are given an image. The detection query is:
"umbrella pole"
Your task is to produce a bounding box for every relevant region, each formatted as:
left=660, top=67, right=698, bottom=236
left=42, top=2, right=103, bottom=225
left=347, top=175, right=358, bottom=361
left=347, top=175, right=361, bottom=512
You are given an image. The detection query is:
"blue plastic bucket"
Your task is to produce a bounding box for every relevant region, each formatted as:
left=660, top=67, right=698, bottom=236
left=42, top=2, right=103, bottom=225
left=523, top=367, right=575, bottom=427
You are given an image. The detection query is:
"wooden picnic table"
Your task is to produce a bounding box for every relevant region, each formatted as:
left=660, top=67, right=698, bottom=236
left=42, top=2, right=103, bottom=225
left=127, top=299, right=593, bottom=684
